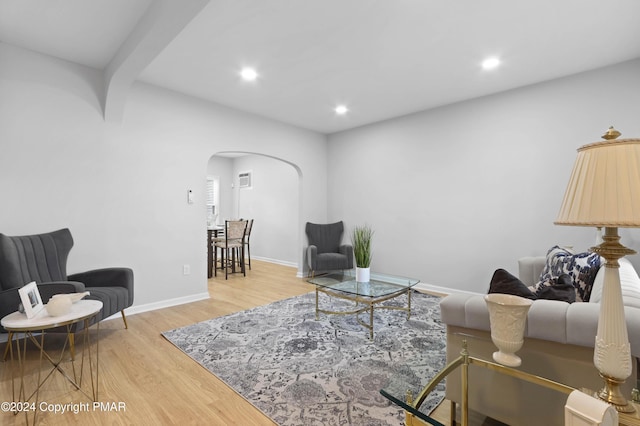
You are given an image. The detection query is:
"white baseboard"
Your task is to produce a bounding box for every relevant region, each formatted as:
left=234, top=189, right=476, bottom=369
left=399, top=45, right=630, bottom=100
left=102, top=292, right=211, bottom=322
left=102, top=257, right=297, bottom=323
left=252, top=256, right=297, bottom=268
left=414, top=282, right=482, bottom=297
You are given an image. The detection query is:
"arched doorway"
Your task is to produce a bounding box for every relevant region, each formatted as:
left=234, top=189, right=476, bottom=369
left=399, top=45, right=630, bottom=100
left=207, top=152, right=304, bottom=275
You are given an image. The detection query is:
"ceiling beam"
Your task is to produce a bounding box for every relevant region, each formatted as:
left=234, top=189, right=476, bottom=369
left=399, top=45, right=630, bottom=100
left=103, top=0, right=209, bottom=122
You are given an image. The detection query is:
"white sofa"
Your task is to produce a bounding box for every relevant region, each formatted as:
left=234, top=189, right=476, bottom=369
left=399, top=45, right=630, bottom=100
left=439, top=256, right=640, bottom=426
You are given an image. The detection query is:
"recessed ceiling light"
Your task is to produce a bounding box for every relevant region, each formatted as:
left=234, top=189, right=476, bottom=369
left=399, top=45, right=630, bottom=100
left=240, top=67, right=258, bottom=81
left=481, top=57, right=501, bottom=70
left=335, top=105, right=349, bottom=115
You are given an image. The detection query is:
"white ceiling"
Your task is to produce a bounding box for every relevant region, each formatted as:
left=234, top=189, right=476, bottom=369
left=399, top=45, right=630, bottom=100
left=0, top=0, right=153, bottom=69
left=1, top=0, right=640, bottom=134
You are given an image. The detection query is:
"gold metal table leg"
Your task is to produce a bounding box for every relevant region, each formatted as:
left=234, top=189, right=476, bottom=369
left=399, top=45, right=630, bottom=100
left=7, top=317, right=100, bottom=424
left=3, top=330, right=12, bottom=360
left=79, top=318, right=100, bottom=400
left=369, top=304, right=374, bottom=339
left=315, top=286, right=414, bottom=339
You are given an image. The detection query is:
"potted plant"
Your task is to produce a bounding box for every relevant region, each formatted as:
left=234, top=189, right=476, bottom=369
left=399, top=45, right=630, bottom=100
left=351, top=224, right=374, bottom=282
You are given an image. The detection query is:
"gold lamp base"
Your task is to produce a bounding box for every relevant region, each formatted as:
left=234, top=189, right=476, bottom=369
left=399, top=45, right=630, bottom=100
left=597, top=374, right=636, bottom=413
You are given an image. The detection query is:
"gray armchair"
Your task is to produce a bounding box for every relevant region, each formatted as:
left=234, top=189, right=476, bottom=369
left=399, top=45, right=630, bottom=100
left=305, top=221, right=354, bottom=277
left=0, top=228, right=134, bottom=333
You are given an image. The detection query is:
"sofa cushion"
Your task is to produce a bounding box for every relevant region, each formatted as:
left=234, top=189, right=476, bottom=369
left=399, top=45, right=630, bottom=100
left=525, top=299, right=570, bottom=343
left=488, top=269, right=536, bottom=300
left=536, top=246, right=601, bottom=302
left=565, top=302, right=601, bottom=347
left=85, top=286, right=131, bottom=323
left=439, top=293, right=491, bottom=330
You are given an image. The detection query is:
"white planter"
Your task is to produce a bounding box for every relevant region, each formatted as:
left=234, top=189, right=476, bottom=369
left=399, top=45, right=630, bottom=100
left=356, top=267, right=370, bottom=283
left=484, top=293, right=533, bottom=367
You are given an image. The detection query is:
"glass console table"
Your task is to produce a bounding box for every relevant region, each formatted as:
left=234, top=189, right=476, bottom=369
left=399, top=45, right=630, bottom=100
left=308, top=270, right=419, bottom=339
left=380, top=341, right=578, bottom=426
left=380, top=372, right=446, bottom=426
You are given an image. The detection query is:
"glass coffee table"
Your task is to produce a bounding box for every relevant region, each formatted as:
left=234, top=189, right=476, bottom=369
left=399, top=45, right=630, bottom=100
left=308, top=270, right=419, bottom=338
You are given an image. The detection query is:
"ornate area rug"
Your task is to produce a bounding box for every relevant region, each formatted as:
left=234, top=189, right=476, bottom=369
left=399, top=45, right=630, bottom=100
left=162, top=291, right=446, bottom=426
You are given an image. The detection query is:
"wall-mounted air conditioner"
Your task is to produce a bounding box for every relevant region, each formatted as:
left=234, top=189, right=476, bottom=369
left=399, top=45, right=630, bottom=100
left=239, top=171, right=252, bottom=188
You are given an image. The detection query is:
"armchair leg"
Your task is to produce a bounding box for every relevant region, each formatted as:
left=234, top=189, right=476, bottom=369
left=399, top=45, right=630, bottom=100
left=121, top=310, right=129, bottom=329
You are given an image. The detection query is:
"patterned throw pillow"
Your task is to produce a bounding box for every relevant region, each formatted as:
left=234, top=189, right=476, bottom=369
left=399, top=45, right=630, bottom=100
left=534, top=245, right=601, bottom=302
left=536, top=274, right=576, bottom=303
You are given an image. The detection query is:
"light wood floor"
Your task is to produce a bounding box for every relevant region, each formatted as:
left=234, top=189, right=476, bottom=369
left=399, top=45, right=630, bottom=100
left=0, top=261, right=451, bottom=426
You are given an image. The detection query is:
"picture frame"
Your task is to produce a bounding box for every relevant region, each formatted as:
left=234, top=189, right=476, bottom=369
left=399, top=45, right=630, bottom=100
left=18, top=281, right=44, bottom=319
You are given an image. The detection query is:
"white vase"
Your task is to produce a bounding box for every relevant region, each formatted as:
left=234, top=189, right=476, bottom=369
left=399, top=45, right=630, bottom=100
left=484, top=293, right=533, bottom=367
left=356, top=267, right=370, bottom=283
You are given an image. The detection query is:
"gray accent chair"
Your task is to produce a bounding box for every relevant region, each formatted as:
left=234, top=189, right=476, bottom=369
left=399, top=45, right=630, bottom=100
left=305, top=221, right=354, bottom=277
left=0, top=228, right=134, bottom=333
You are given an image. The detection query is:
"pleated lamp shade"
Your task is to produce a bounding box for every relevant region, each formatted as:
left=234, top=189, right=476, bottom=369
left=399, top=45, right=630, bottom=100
left=555, top=138, right=640, bottom=227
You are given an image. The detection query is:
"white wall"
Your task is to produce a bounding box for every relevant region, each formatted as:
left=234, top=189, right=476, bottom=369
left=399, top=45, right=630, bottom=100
left=327, top=59, right=640, bottom=294
left=233, top=155, right=299, bottom=265
left=0, top=43, right=327, bottom=310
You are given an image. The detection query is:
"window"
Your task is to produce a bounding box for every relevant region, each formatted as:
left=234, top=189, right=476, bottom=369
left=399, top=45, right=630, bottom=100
left=206, top=176, right=220, bottom=226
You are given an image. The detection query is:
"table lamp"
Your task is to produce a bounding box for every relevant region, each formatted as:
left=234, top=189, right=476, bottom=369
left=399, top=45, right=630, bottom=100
left=555, top=127, right=640, bottom=413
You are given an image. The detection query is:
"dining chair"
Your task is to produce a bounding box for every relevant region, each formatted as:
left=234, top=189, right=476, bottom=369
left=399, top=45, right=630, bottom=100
left=242, top=219, right=254, bottom=270
left=214, top=220, right=248, bottom=279
left=207, top=225, right=225, bottom=278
